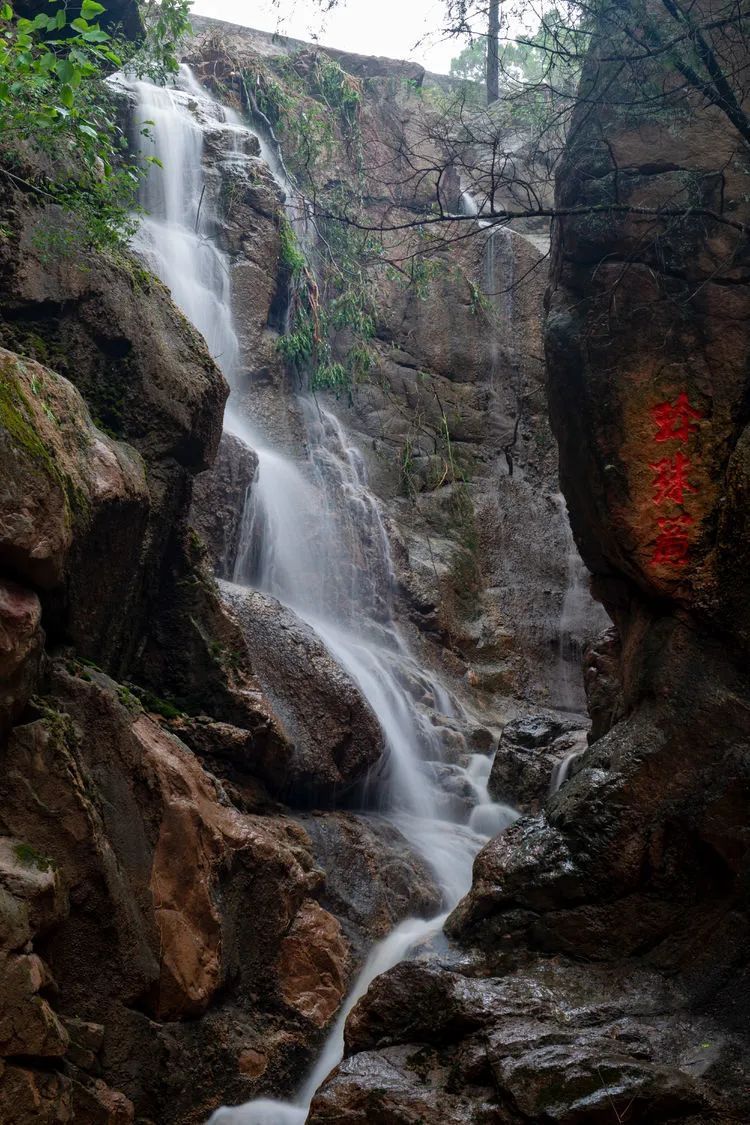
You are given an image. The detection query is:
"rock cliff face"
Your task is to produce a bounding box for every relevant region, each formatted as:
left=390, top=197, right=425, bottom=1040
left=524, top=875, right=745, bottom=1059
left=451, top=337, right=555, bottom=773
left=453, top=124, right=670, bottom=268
left=0, top=24, right=566, bottom=1116
left=186, top=16, right=605, bottom=716
left=306, top=6, right=750, bottom=1123
left=0, top=10, right=669, bottom=1125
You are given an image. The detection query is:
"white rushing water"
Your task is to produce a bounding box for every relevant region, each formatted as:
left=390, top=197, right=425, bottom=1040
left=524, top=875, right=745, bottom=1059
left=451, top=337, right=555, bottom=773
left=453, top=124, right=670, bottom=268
left=126, top=66, right=518, bottom=1124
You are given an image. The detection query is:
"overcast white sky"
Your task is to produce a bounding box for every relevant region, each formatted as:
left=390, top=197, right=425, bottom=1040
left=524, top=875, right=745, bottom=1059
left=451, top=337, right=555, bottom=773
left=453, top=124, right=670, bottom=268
left=188, top=0, right=465, bottom=73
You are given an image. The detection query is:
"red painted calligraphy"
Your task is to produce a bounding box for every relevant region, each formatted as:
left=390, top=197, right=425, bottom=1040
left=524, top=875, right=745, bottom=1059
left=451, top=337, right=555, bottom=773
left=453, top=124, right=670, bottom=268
left=650, top=451, right=698, bottom=507
left=651, top=514, right=694, bottom=567
left=646, top=392, right=704, bottom=571
left=651, top=392, right=703, bottom=443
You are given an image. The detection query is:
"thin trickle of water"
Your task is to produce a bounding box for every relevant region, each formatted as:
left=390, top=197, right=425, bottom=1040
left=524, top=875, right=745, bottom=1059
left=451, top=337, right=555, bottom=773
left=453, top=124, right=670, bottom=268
left=550, top=750, right=582, bottom=794
left=553, top=494, right=607, bottom=714
left=124, top=67, right=518, bottom=1125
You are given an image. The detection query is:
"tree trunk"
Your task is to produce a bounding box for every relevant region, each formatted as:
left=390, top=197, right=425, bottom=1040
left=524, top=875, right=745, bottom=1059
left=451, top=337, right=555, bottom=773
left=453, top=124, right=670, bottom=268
left=487, top=0, right=500, bottom=104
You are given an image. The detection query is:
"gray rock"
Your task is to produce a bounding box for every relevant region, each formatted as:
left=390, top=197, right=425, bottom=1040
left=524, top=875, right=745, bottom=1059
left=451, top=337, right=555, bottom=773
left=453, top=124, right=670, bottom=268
left=191, top=431, right=258, bottom=577
left=301, top=813, right=441, bottom=952
left=220, top=583, right=385, bottom=803
left=488, top=714, right=588, bottom=811
left=309, top=956, right=731, bottom=1124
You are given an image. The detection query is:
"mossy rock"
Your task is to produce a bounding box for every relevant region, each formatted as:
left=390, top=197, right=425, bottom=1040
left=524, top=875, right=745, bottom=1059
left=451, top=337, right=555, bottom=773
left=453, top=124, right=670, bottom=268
left=0, top=346, right=147, bottom=591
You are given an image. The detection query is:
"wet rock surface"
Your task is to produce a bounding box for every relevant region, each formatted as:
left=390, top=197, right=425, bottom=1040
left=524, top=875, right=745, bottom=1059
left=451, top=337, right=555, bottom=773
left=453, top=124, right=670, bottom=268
left=185, top=20, right=605, bottom=712
left=5, top=10, right=726, bottom=1125
left=0, top=663, right=367, bottom=1121
left=310, top=954, right=739, bottom=1125
left=0, top=175, right=227, bottom=683
left=488, top=714, right=588, bottom=813
left=301, top=4, right=750, bottom=1124
left=191, top=430, right=258, bottom=576
left=301, top=814, right=442, bottom=953
left=220, top=583, right=385, bottom=804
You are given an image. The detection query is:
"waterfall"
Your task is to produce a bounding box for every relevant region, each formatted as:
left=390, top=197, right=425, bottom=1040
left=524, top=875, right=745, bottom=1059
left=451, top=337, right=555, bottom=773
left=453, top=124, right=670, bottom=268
left=553, top=494, right=608, bottom=714
left=125, top=66, right=517, bottom=1124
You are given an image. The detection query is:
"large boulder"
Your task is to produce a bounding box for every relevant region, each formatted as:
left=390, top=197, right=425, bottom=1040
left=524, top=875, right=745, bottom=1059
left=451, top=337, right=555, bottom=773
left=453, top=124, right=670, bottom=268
left=0, top=348, right=150, bottom=666
left=0, top=202, right=226, bottom=474
left=220, top=584, right=385, bottom=803
left=301, top=813, right=441, bottom=953
left=438, top=0, right=750, bottom=1013
left=0, top=663, right=361, bottom=1122
left=0, top=348, right=148, bottom=592
left=308, top=956, right=728, bottom=1125
left=0, top=183, right=228, bottom=678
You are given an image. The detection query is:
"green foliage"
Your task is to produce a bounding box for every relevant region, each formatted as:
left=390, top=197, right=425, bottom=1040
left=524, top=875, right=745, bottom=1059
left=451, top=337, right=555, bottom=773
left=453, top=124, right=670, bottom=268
left=0, top=0, right=190, bottom=250
left=135, top=688, right=183, bottom=719
left=311, top=54, right=361, bottom=126
left=0, top=363, right=57, bottom=479
left=467, top=278, right=490, bottom=317
left=449, top=39, right=485, bottom=84
left=136, top=0, right=191, bottom=83
left=277, top=205, right=378, bottom=396
left=0, top=358, right=87, bottom=522
left=116, top=683, right=142, bottom=712
left=241, top=50, right=363, bottom=184
left=279, top=214, right=306, bottom=275
left=14, top=842, right=55, bottom=872
left=449, top=9, right=582, bottom=95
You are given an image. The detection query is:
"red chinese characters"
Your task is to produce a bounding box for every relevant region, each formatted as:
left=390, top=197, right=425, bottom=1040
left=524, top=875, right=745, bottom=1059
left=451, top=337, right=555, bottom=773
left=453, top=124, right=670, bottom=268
left=651, top=392, right=702, bottom=443
left=651, top=514, right=694, bottom=567
left=647, top=393, right=703, bottom=569
left=650, top=451, right=698, bottom=507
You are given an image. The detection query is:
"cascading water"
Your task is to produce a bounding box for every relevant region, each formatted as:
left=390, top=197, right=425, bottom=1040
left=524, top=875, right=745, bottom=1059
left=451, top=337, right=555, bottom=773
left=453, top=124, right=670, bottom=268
left=124, top=66, right=517, bottom=1124
left=553, top=494, right=608, bottom=714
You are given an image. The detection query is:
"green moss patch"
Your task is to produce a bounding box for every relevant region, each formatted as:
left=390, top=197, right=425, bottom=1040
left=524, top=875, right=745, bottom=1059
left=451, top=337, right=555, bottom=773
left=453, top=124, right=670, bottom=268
left=0, top=357, right=60, bottom=483
left=14, top=842, right=56, bottom=873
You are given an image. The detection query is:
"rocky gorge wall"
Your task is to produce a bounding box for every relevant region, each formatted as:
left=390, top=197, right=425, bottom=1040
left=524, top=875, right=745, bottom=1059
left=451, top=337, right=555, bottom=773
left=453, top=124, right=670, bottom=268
left=299, top=6, right=750, bottom=1125
left=0, top=144, right=443, bottom=1125
left=0, top=22, right=598, bottom=1125
left=0, top=9, right=686, bottom=1125
left=185, top=15, right=605, bottom=717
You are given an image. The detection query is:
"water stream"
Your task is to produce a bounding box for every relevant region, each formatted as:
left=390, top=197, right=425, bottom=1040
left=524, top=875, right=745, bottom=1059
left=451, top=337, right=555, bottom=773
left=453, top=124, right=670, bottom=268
left=553, top=494, right=608, bottom=714
left=126, top=66, right=517, bottom=1124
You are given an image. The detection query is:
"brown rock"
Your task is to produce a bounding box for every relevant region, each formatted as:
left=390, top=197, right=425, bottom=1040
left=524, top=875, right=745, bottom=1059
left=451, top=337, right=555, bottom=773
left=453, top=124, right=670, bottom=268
left=238, top=1048, right=268, bottom=1078
left=70, top=1077, right=135, bottom=1123
left=0, top=952, right=69, bottom=1057
left=276, top=901, right=351, bottom=1028
left=0, top=348, right=148, bottom=591
left=0, top=1061, right=134, bottom=1123
left=0, top=579, right=43, bottom=734
left=0, top=837, right=66, bottom=946
left=139, top=713, right=249, bottom=1019
left=0, top=1064, right=73, bottom=1124
left=0, top=664, right=340, bottom=1120
left=0, top=173, right=227, bottom=678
